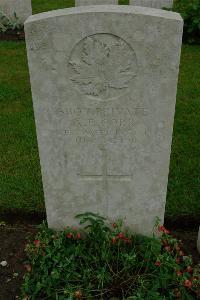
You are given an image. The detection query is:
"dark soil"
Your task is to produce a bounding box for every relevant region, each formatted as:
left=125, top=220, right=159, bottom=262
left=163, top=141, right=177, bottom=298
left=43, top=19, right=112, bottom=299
left=0, top=224, right=37, bottom=300
left=0, top=219, right=199, bottom=300
left=0, top=30, right=25, bottom=41
left=165, top=219, right=200, bottom=264
left=172, top=229, right=200, bottom=264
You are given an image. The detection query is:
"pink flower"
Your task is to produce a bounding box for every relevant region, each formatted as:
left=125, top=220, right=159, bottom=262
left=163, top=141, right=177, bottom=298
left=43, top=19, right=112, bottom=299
left=186, top=266, right=193, bottom=273
left=111, top=237, right=117, bottom=244
left=117, top=232, right=125, bottom=239
left=184, top=279, right=192, bottom=288
left=155, top=261, right=161, bottom=266
left=33, top=240, right=40, bottom=248
left=117, top=233, right=131, bottom=244
left=66, top=232, right=73, bottom=239
left=76, top=233, right=81, bottom=239
left=164, top=245, right=171, bottom=252
left=158, top=225, right=170, bottom=234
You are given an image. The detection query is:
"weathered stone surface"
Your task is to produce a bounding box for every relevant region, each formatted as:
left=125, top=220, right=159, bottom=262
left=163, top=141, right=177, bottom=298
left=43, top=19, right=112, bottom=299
left=76, top=0, right=118, bottom=6
left=0, top=0, right=32, bottom=23
left=198, top=228, right=200, bottom=253
left=130, top=0, right=173, bottom=9
left=25, top=6, right=183, bottom=235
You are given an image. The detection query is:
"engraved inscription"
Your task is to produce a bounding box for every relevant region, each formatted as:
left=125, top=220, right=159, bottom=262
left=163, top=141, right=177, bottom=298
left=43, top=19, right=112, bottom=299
left=68, top=34, right=137, bottom=100
left=27, top=25, right=49, bottom=51
left=56, top=105, right=149, bottom=145
left=27, top=21, right=59, bottom=51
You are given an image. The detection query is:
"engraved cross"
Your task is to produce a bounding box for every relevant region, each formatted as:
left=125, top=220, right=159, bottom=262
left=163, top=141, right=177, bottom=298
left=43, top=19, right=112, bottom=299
left=77, top=147, right=132, bottom=184
left=77, top=147, right=132, bottom=213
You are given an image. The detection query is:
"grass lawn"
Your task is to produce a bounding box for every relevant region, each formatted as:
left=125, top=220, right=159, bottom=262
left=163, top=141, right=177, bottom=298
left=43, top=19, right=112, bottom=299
left=31, top=0, right=129, bottom=14
left=0, top=0, right=199, bottom=219
left=166, top=45, right=200, bottom=218
left=32, top=0, right=75, bottom=14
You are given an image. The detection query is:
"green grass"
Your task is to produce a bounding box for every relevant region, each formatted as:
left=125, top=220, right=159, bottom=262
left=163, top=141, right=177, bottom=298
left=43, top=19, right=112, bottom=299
left=31, top=0, right=129, bottom=14
left=0, top=1, right=199, bottom=219
left=166, top=45, right=200, bottom=218
left=32, top=0, right=75, bottom=14
left=0, top=42, right=44, bottom=213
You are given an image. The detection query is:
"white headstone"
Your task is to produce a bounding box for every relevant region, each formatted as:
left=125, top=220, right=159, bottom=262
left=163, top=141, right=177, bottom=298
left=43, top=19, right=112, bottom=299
left=76, top=0, right=118, bottom=6
left=0, top=0, right=32, bottom=23
left=130, top=0, right=173, bottom=9
left=25, top=6, right=183, bottom=235
left=198, top=228, right=200, bottom=253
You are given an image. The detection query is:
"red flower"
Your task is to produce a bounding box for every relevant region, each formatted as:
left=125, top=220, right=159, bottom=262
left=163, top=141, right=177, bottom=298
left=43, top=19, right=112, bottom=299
left=112, top=223, right=117, bottom=229
left=184, top=279, right=192, bottom=289
left=76, top=233, right=81, bottom=239
left=164, top=245, right=171, bottom=252
left=155, top=261, right=161, bottom=266
left=159, top=226, right=170, bottom=234
left=176, top=270, right=182, bottom=276
left=118, top=232, right=125, bottom=239
left=66, top=232, right=73, bottom=239
left=185, top=266, right=193, bottom=273
left=158, top=225, right=170, bottom=234
left=158, top=225, right=165, bottom=232
left=117, top=233, right=131, bottom=244
left=33, top=240, right=40, bottom=248
left=111, top=237, right=117, bottom=244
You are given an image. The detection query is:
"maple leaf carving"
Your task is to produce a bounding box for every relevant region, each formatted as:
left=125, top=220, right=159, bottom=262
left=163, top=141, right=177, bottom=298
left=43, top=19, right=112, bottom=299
left=69, top=34, right=137, bottom=99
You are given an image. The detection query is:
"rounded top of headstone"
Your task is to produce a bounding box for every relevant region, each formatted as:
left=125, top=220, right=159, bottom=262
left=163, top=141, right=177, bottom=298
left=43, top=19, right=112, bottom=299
left=25, top=5, right=182, bottom=25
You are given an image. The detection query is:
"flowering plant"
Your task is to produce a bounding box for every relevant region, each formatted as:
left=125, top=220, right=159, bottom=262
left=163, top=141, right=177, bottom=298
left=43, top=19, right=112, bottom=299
left=0, top=10, right=23, bottom=33
left=21, top=213, right=200, bottom=299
